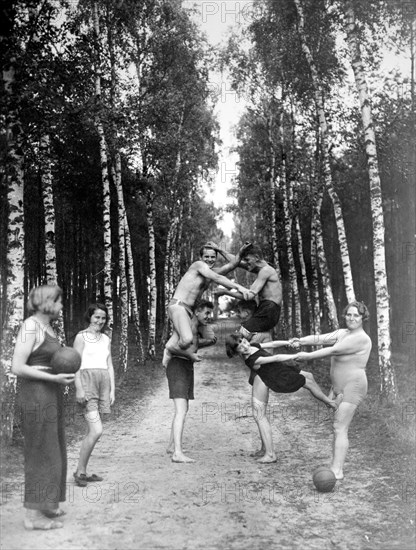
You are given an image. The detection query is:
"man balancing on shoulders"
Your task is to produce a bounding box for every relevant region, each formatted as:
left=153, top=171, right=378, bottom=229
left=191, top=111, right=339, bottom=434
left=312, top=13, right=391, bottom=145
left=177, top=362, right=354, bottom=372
left=214, top=243, right=282, bottom=344
left=162, top=241, right=253, bottom=367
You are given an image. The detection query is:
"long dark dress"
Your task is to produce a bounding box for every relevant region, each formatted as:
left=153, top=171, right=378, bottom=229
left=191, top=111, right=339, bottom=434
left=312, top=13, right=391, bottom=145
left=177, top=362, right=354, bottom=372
left=20, top=329, right=67, bottom=511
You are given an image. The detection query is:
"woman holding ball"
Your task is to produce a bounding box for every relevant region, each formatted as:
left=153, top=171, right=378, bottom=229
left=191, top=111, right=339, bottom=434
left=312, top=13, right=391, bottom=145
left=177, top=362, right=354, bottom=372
left=291, top=301, right=372, bottom=480
left=12, top=285, right=75, bottom=530
left=73, top=303, right=115, bottom=487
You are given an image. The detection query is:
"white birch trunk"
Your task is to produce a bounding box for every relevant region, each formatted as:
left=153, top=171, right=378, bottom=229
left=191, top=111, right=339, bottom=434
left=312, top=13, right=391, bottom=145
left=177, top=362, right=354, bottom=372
left=345, top=4, right=397, bottom=400
left=309, top=223, right=321, bottom=334
left=39, top=134, right=66, bottom=344
left=1, top=66, right=24, bottom=440
left=313, top=187, right=339, bottom=329
left=268, top=114, right=282, bottom=278
left=294, top=0, right=355, bottom=303
left=146, top=187, right=157, bottom=358
left=279, top=139, right=301, bottom=335
left=112, top=157, right=128, bottom=371
left=93, top=1, right=113, bottom=330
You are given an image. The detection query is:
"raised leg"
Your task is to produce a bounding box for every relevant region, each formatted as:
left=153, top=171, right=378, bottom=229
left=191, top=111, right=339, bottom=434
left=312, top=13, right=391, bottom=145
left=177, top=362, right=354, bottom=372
left=301, top=372, right=337, bottom=410
left=169, top=306, right=194, bottom=350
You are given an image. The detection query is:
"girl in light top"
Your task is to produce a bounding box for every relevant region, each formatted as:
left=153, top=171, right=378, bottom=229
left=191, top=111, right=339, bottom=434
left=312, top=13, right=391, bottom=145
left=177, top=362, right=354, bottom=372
left=73, top=303, right=115, bottom=487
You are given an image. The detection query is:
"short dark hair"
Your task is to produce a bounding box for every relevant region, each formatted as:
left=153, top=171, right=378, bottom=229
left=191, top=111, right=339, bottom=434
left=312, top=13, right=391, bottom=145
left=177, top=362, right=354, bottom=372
left=225, top=333, right=243, bottom=358
left=195, top=300, right=214, bottom=311
left=84, top=303, right=109, bottom=328
left=342, top=301, right=369, bottom=322
left=242, top=244, right=263, bottom=260
left=199, top=245, right=218, bottom=257
left=237, top=300, right=257, bottom=313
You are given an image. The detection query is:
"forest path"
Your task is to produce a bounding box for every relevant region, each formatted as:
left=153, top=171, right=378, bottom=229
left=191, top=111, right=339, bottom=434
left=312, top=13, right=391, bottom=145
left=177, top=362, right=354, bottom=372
left=1, top=320, right=414, bottom=550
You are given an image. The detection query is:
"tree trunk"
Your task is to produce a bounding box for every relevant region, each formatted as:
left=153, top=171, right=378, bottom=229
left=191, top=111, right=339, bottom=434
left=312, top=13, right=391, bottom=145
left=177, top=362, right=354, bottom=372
left=93, top=1, right=113, bottom=329
left=112, top=157, right=128, bottom=371
left=278, top=119, right=301, bottom=336
left=293, top=0, right=355, bottom=304
left=345, top=4, right=397, bottom=401
left=1, top=65, right=24, bottom=441
left=146, top=186, right=157, bottom=358
left=313, top=185, right=339, bottom=330
left=268, top=114, right=282, bottom=277
left=39, top=134, right=66, bottom=343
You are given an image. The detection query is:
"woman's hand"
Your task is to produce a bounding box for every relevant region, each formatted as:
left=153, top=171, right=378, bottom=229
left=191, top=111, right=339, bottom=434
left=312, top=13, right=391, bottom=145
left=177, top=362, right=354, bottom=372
left=54, top=373, right=76, bottom=385
left=287, top=338, right=301, bottom=351
left=110, top=390, right=115, bottom=406
left=75, top=387, right=88, bottom=404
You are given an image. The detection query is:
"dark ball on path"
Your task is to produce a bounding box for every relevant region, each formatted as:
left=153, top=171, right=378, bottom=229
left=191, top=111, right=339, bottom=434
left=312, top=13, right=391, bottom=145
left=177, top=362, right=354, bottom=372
left=312, top=467, right=336, bottom=493
left=51, top=347, right=82, bottom=374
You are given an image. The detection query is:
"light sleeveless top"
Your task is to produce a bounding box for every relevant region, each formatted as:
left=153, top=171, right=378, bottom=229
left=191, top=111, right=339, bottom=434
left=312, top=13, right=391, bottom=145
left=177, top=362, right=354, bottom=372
left=79, top=331, right=110, bottom=370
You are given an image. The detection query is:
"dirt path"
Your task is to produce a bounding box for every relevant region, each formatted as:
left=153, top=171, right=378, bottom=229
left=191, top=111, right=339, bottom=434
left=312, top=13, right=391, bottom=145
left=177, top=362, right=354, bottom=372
left=1, top=320, right=414, bottom=550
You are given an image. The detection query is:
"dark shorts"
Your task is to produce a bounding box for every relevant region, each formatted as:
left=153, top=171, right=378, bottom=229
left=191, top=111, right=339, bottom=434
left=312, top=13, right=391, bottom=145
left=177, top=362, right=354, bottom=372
left=242, top=301, right=281, bottom=333
left=78, top=369, right=111, bottom=414
left=251, top=361, right=305, bottom=394
left=166, top=356, right=194, bottom=400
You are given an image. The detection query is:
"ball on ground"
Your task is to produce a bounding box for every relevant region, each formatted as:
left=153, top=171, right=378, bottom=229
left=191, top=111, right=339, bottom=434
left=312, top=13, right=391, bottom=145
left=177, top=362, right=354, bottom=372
left=51, top=347, right=82, bottom=374
left=312, top=467, right=336, bottom=492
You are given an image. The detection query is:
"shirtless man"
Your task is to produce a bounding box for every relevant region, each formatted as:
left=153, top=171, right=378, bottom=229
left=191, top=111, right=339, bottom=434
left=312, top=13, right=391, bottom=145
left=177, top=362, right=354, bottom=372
left=164, top=242, right=252, bottom=363
left=214, top=244, right=282, bottom=344
left=165, top=300, right=217, bottom=463
left=292, top=301, right=372, bottom=480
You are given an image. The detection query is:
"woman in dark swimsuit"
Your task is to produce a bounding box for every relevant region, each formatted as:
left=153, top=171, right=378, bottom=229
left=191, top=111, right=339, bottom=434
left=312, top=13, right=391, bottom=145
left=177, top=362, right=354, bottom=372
left=12, top=285, right=75, bottom=530
left=226, top=335, right=339, bottom=463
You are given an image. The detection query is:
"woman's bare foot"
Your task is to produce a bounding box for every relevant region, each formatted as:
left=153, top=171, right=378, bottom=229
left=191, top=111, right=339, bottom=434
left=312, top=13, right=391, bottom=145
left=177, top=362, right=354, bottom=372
left=330, top=467, right=344, bottom=480
left=171, top=452, right=195, bottom=463
left=250, top=448, right=265, bottom=458
left=24, top=510, right=63, bottom=530
left=257, top=453, right=277, bottom=464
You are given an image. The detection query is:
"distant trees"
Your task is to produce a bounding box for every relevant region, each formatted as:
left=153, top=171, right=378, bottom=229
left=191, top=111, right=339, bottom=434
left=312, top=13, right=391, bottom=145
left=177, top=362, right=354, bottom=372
left=0, top=0, right=220, bottom=439
left=225, top=0, right=414, bottom=401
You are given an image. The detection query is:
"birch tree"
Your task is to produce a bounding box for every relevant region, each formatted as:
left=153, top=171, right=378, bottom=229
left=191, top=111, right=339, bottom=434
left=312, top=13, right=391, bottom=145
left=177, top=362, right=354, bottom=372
left=293, top=0, right=356, bottom=304
left=92, top=1, right=113, bottom=329
left=344, top=2, right=397, bottom=400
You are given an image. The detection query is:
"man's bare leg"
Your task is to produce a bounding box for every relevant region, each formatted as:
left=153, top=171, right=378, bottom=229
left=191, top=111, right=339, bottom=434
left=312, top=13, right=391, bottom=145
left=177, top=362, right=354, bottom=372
left=171, top=398, right=195, bottom=463
left=169, top=305, right=194, bottom=350
left=331, top=402, right=357, bottom=479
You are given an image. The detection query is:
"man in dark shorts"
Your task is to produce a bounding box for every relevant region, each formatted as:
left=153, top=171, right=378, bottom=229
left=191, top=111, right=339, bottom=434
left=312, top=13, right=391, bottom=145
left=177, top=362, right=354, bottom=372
left=225, top=334, right=339, bottom=463
left=214, top=244, right=282, bottom=343
left=165, top=300, right=217, bottom=463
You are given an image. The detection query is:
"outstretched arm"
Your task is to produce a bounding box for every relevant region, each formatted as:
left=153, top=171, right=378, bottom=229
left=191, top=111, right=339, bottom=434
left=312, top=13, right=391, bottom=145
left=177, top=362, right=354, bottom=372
left=197, top=262, right=252, bottom=299
left=207, top=241, right=252, bottom=275
left=289, top=329, right=346, bottom=348
left=294, top=333, right=369, bottom=361
left=253, top=354, right=295, bottom=367
left=260, top=340, right=289, bottom=350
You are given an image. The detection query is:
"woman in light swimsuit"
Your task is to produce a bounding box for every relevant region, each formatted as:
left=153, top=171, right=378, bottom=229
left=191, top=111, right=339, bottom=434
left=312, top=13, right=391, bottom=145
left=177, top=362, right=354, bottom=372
left=292, top=301, right=372, bottom=480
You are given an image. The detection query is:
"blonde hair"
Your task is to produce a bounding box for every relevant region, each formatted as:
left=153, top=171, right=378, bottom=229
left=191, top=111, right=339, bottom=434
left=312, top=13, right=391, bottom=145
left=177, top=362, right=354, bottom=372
left=27, top=285, right=63, bottom=315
